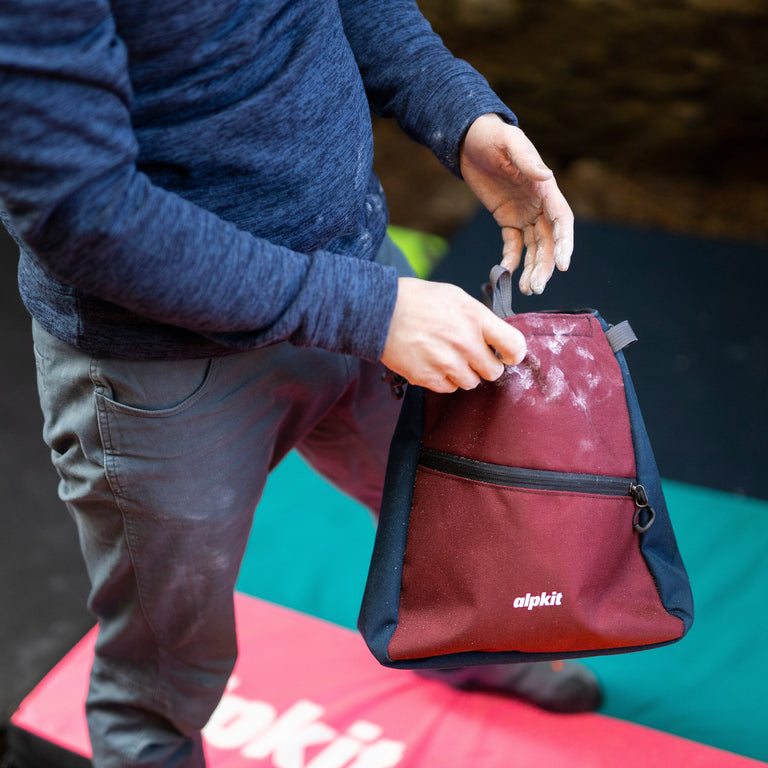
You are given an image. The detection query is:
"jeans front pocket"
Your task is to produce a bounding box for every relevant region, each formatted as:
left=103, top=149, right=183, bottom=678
left=91, top=356, right=220, bottom=417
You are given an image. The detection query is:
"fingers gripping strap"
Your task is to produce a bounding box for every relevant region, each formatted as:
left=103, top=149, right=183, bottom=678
left=605, top=320, right=638, bottom=353
left=490, top=265, right=515, bottom=319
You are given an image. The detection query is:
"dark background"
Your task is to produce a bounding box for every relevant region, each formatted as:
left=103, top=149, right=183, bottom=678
left=375, top=0, right=768, bottom=243
left=0, top=228, right=92, bottom=748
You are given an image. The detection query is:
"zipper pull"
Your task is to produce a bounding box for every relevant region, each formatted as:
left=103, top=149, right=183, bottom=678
left=382, top=369, right=407, bottom=400
left=630, top=483, right=656, bottom=533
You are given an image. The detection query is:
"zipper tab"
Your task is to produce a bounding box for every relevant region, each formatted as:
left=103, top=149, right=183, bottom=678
left=630, top=483, right=656, bottom=532
left=382, top=370, right=407, bottom=400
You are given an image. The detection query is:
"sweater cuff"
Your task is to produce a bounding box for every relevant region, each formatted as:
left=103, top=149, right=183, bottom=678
left=301, top=250, right=399, bottom=362
left=414, top=71, right=517, bottom=177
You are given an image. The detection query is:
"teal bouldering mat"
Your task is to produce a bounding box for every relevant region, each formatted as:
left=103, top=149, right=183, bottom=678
left=237, top=452, right=768, bottom=763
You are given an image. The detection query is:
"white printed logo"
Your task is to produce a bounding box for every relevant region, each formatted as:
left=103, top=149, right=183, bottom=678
left=513, top=591, right=563, bottom=610
left=203, top=676, right=405, bottom=768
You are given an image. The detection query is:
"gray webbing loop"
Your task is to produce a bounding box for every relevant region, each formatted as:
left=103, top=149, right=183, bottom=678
left=605, top=320, right=638, bottom=353
left=490, top=265, right=637, bottom=355
left=490, top=265, right=515, bottom=319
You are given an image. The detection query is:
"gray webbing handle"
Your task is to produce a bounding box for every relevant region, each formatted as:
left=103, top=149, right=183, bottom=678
left=489, top=265, right=515, bottom=319
left=489, top=264, right=638, bottom=353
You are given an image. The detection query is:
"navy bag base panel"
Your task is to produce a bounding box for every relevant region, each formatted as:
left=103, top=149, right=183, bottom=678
left=358, top=267, right=693, bottom=670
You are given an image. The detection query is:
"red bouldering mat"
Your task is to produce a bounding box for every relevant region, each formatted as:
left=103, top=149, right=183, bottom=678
left=9, top=592, right=765, bottom=767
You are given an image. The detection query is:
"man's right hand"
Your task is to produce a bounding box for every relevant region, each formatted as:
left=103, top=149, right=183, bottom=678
left=380, top=277, right=527, bottom=394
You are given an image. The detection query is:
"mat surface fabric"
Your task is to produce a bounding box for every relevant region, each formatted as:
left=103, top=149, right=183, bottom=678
left=8, top=593, right=765, bottom=767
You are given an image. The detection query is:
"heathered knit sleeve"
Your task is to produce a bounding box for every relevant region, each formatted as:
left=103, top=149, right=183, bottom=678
left=0, top=0, right=398, bottom=361
left=339, top=0, right=518, bottom=176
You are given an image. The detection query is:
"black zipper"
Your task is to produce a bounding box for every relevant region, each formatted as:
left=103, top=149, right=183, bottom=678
left=417, top=447, right=655, bottom=532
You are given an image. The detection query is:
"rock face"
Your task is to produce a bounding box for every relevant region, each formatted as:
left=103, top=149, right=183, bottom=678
left=373, top=0, right=768, bottom=240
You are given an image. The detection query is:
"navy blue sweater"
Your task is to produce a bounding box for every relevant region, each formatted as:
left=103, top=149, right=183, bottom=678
left=0, top=0, right=515, bottom=360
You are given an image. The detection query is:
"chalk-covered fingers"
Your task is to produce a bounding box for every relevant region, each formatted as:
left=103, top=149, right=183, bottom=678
left=518, top=216, right=554, bottom=296
left=501, top=227, right=524, bottom=274
left=381, top=278, right=527, bottom=394
left=551, top=198, right=574, bottom=274
left=460, top=114, right=574, bottom=296
left=509, top=189, right=574, bottom=296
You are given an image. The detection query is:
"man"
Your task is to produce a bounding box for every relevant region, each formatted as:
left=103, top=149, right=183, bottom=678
left=0, top=1, right=596, bottom=765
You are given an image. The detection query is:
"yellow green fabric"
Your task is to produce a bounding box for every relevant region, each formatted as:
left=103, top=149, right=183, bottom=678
left=386, top=225, right=448, bottom=278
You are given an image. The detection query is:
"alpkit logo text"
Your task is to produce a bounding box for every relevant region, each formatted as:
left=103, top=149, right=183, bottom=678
left=203, top=676, right=405, bottom=768
left=513, top=591, right=563, bottom=610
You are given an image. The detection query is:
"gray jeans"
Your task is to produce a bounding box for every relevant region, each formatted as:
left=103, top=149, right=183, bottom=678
left=32, top=238, right=412, bottom=767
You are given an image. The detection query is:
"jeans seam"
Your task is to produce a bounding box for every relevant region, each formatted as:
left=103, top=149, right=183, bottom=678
left=89, top=355, right=165, bottom=720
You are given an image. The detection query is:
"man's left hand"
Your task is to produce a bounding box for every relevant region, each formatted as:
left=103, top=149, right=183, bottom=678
left=460, top=113, right=574, bottom=295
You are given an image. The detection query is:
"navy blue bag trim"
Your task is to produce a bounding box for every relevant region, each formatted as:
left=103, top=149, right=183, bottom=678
left=603, top=312, right=694, bottom=632
left=357, top=382, right=424, bottom=660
